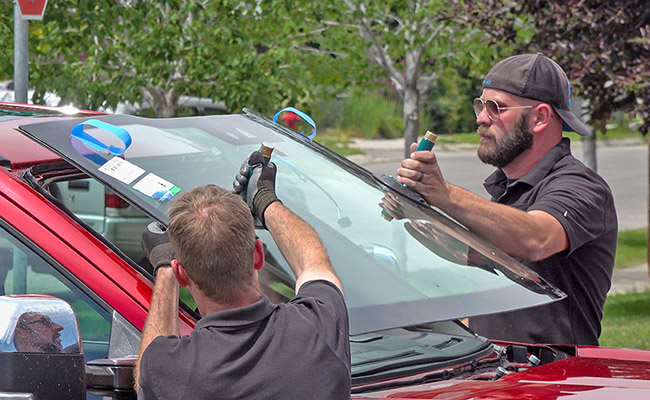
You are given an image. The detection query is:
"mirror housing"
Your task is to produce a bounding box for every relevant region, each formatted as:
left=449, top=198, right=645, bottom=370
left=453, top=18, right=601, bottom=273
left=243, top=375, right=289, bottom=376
left=0, top=295, right=85, bottom=399
left=86, top=357, right=136, bottom=397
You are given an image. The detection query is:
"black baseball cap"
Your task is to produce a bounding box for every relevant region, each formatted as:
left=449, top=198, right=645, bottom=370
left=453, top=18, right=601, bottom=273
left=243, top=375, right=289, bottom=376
left=482, top=53, right=590, bottom=136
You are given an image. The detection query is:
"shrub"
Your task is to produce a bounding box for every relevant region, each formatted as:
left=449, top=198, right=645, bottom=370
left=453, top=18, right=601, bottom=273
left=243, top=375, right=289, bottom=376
left=313, top=92, right=402, bottom=139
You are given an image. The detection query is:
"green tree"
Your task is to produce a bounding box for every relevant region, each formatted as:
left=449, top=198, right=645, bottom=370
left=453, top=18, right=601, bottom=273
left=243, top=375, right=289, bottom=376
left=294, top=0, right=524, bottom=155
left=0, top=3, right=12, bottom=81
left=1, top=1, right=322, bottom=117
left=518, top=0, right=650, bottom=135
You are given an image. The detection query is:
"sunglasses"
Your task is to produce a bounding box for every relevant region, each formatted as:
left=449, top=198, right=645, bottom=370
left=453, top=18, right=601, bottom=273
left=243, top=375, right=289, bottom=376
left=473, top=98, right=533, bottom=121
left=21, top=315, right=54, bottom=328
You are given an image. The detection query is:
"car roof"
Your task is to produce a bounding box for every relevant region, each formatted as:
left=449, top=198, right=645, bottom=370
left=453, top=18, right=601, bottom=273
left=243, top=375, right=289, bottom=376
left=0, top=102, right=103, bottom=170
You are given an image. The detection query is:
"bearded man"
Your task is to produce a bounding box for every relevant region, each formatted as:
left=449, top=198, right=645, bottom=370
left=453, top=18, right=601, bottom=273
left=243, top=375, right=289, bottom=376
left=396, top=53, right=617, bottom=346
left=13, top=312, right=64, bottom=353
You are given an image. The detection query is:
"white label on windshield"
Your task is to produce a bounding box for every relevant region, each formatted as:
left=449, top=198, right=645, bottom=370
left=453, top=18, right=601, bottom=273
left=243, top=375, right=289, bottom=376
left=98, top=156, right=145, bottom=184
left=133, top=173, right=182, bottom=202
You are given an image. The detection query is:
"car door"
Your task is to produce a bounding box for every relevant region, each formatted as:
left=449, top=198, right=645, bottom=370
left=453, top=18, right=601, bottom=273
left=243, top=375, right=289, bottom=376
left=0, top=214, right=143, bottom=366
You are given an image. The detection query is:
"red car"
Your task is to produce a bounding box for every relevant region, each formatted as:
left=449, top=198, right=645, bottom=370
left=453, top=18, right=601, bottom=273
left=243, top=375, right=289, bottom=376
left=0, top=102, right=649, bottom=399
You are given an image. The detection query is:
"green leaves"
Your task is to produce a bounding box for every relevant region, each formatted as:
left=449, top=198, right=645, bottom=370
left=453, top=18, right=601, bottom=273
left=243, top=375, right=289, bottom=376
left=0, top=0, right=317, bottom=116
left=0, top=0, right=536, bottom=131
left=518, top=0, right=650, bottom=134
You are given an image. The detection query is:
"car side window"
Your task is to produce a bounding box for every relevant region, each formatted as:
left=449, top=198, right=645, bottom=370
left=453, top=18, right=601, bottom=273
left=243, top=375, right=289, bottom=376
left=49, top=177, right=293, bottom=310
left=50, top=178, right=153, bottom=266
left=0, top=224, right=112, bottom=362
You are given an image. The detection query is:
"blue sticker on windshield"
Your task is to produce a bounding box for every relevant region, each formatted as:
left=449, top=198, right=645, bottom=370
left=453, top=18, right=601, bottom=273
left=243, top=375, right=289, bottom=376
left=71, top=119, right=132, bottom=156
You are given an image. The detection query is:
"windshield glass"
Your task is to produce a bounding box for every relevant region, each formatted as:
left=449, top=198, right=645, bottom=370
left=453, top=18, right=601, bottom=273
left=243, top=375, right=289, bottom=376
left=19, top=112, right=564, bottom=335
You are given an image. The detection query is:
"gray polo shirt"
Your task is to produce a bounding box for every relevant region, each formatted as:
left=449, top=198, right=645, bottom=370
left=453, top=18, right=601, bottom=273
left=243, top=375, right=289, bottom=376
left=469, top=138, right=617, bottom=345
left=139, top=280, right=350, bottom=399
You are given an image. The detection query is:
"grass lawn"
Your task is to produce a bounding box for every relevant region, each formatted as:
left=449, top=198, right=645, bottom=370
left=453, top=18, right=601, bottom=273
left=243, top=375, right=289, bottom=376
left=600, top=227, right=649, bottom=349
left=615, top=227, right=647, bottom=268
left=317, top=135, right=363, bottom=157
left=600, top=289, right=650, bottom=349
left=600, top=226, right=650, bottom=349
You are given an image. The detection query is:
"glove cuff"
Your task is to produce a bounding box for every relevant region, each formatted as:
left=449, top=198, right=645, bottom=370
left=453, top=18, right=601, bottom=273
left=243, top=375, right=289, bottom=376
left=149, top=243, right=173, bottom=275
left=153, top=263, right=172, bottom=278
left=255, top=195, right=281, bottom=229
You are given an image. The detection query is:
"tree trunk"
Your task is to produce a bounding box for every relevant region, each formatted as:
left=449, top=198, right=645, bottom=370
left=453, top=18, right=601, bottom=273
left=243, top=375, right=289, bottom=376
left=572, top=97, right=597, bottom=171
left=582, top=132, right=597, bottom=172
left=402, top=86, right=420, bottom=157
left=139, top=86, right=179, bottom=118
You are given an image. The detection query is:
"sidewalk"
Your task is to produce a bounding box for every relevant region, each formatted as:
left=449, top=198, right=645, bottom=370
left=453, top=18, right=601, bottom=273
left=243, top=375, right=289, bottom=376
left=346, top=136, right=647, bottom=166
left=346, top=136, right=650, bottom=295
left=610, top=264, right=650, bottom=295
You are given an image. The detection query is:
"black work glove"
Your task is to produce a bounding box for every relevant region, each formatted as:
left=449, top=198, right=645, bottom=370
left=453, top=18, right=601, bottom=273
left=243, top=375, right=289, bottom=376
left=233, top=151, right=281, bottom=229
left=141, top=222, right=174, bottom=276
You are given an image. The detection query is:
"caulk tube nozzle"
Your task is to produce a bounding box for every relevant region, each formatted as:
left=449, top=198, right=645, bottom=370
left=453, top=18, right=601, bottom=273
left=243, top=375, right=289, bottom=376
left=259, top=143, right=274, bottom=164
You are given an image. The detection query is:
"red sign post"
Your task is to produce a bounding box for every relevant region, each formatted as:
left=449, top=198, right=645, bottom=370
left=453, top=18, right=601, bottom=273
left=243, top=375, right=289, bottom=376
left=16, top=0, right=49, bottom=20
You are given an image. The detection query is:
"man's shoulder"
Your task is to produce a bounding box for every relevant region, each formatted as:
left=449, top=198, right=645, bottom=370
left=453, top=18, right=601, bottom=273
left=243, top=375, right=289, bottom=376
left=285, top=280, right=348, bottom=325
left=293, top=279, right=346, bottom=305
left=141, top=334, right=184, bottom=363
left=298, top=279, right=344, bottom=294
left=546, top=152, right=611, bottom=190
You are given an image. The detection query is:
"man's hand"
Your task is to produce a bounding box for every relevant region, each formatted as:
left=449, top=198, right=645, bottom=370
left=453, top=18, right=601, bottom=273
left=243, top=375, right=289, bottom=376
left=397, top=142, right=451, bottom=208
left=141, top=222, right=174, bottom=275
left=233, top=151, right=281, bottom=228
left=378, top=192, right=406, bottom=220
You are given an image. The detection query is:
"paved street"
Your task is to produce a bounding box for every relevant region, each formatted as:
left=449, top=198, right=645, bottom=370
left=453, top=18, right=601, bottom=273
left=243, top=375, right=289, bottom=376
left=349, top=138, right=648, bottom=231
left=347, top=137, right=650, bottom=294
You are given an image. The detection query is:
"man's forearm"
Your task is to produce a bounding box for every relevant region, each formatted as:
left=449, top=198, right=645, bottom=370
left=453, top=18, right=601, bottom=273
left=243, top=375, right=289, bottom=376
left=134, top=267, right=179, bottom=389
left=441, top=185, right=567, bottom=261
left=264, top=201, right=343, bottom=293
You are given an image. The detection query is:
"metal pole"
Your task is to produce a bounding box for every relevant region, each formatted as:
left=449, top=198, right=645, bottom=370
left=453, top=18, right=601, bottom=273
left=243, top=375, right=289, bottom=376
left=14, top=4, right=29, bottom=104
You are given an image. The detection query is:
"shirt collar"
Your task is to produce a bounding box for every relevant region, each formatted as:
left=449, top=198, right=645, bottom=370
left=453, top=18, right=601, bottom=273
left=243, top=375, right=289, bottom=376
left=484, top=137, right=572, bottom=197
left=195, top=295, right=278, bottom=329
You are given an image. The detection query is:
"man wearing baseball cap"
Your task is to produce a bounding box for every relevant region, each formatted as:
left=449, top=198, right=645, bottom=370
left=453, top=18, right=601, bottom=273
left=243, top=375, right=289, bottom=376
left=397, top=53, right=617, bottom=346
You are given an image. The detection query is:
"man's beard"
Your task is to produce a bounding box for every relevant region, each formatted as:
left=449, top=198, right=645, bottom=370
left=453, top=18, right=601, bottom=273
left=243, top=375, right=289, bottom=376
left=477, top=110, right=533, bottom=168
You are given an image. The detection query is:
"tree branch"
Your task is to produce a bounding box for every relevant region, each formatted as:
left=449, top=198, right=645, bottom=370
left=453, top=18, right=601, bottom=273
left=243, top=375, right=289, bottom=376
left=341, top=0, right=405, bottom=91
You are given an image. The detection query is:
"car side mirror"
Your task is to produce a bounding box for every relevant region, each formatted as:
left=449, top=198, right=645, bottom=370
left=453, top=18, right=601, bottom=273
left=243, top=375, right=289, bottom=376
left=0, top=295, right=137, bottom=399
left=0, top=295, right=85, bottom=399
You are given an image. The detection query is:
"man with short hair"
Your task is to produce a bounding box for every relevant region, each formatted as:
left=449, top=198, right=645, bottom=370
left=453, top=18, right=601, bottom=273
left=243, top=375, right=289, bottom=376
left=395, top=53, right=617, bottom=345
left=134, top=152, right=350, bottom=399
left=13, top=312, right=64, bottom=353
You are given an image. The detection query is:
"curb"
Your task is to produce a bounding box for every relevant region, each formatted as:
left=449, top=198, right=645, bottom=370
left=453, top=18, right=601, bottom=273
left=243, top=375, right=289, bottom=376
left=347, top=137, right=647, bottom=166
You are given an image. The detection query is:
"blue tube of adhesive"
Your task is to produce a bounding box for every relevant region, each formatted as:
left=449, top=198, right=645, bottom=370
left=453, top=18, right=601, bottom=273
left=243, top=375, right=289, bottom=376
left=381, top=131, right=437, bottom=221
left=415, top=131, right=438, bottom=151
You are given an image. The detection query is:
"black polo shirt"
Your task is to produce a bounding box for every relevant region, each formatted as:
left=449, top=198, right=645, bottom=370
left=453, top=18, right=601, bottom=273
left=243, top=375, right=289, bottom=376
left=469, top=138, right=617, bottom=345
left=138, top=280, right=350, bottom=399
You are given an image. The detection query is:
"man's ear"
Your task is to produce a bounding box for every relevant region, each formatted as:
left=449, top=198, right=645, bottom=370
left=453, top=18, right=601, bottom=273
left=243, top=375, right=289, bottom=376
left=532, top=103, right=553, bottom=133
left=253, top=238, right=265, bottom=271
left=171, top=259, right=189, bottom=287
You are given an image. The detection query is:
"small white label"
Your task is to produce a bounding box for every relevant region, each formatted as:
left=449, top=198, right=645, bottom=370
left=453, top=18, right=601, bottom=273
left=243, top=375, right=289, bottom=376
left=98, top=156, right=145, bottom=184
left=133, top=173, right=182, bottom=202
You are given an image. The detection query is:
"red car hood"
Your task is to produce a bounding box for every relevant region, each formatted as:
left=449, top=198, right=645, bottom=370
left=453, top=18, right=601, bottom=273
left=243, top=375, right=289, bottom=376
left=355, top=350, right=650, bottom=399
